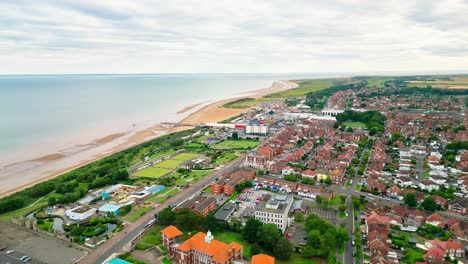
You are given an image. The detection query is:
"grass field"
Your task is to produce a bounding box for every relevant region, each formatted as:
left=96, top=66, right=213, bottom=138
left=213, top=231, right=251, bottom=258
left=129, top=149, right=177, bottom=170
left=343, top=121, right=367, bottom=128
left=156, top=159, right=184, bottom=169
left=264, top=78, right=344, bottom=98
left=124, top=206, right=153, bottom=222
left=171, top=153, right=201, bottom=161
left=215, top=152, right=238, bottom=165
left=407, top=77, right=468, bottom=89
left=0, top=202, right=47, bottom=220
left=212, top=140, right=259, bottom=150
left=140, top=225, right=162, bottom=245
left=150, top=188, right=180, bottom=204
left=276, top=254, right=319, bottom=264
left=133, top=167, right=172, bottom=178
left=223, top=98, right=259, bottom=109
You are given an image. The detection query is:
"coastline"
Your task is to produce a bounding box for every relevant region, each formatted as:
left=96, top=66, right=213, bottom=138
left=0, top=80, right=298, bottom=198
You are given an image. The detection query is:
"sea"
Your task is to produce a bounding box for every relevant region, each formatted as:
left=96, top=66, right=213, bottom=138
left=0, top=73, right=342, bottom=166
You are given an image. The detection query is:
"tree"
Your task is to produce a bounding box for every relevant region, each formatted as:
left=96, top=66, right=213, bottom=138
left=422, top=196, right=438, bottom=211
left=338, top=204, right=347, bottom=213
left=157, top=207, right=176, bottom=226
left=404, top=192, right=418, bottom=208
left=294, top=211, right=305, bottom=223
left=324, top=177, right=332, bottom=185
left=250, top=243, right=262, bottom=256
left=316, top=195, right=323, bottom=204
left=273, top=237, right=293, bottom=260
left=232, top=132, right=239, bottom=140
left=242, top=219, right=263, bottom=243
left=257, top=224, right=282, bottom=251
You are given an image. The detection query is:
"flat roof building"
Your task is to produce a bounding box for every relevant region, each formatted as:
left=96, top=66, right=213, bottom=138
left=254, top=194, right=294, bottom=233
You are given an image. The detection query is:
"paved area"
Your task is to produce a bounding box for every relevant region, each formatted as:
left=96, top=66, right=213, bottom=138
left=0, top=221, right=85, bottom=264
left=287, top=223, right=308, bottom=246
left=0, top=252, right=24, bottom=264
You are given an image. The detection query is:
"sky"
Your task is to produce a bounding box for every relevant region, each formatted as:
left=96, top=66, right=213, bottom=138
left=1, top=0, right=468, bottom=74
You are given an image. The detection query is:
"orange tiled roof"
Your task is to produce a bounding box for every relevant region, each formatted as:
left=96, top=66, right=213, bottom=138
left=161, top=225, right=183, bottom=239
left=251, top=254, right=275, bottom=264
left=178, top=232, right=243, bottom=263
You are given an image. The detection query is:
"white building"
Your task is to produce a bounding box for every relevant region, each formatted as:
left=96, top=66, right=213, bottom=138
left=254, top=194, right=293, bottom=233
left=65, top=206, right=96, bottom=221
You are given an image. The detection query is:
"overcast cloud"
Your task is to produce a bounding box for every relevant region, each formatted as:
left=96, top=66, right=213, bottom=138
left=1, top=0, right=468, bottom=74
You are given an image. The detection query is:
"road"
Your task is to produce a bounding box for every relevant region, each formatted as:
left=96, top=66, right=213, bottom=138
left=80, top=130, right=278, bottom=264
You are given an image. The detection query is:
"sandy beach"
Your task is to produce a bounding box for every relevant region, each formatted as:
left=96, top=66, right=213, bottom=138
left=0, top=80, right=298, bottom=198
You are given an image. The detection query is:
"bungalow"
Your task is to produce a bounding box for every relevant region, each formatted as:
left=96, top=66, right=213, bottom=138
left=85, top=236, right=106, bottom=248
left=387, top=186, right=402, bottom=198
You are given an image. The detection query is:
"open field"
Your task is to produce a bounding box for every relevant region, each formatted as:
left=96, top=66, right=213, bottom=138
left=213, top=231, right=252, bottom=258
left=150, top=188, right=180, bottom=204
left=129, top=150, right=177, bottom=170
left=264, top=78, right=350, bottom=98
left=0, top=202, right=47, bottom=220
left=212, top=140, right=260, bottom=150
left=407, top=77, right=468, bottom=89
left=214, top=152, right=238, bottom=165
left=343, top=121, right=367, bottom=128
left=124, top=206, right=153, bottom=222
left=171, top=152, right=201, bottom=161
left=156, top=159, right=184, bottom=169
left=133, top=167, right=172, bottom=178
left=223, top=98, right=259, bottom=109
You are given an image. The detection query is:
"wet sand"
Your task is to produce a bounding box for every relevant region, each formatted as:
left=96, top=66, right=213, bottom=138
left=0, top=80, right=298, bottom=198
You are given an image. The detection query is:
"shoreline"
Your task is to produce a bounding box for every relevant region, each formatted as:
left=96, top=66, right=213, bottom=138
left=0, top=80, right=298, bottom=198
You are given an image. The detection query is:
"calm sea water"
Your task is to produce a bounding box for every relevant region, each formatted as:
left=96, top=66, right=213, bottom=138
left=0, top=73, right=340, bottom=164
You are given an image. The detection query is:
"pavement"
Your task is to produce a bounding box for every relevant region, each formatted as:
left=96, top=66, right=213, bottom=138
left=0, top=249, right=43, bottom=264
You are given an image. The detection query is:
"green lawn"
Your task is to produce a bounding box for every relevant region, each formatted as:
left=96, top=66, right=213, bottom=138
left=171, top=153, right=201, bottom=161
left=213, top=140, right=259, bottom=150
left=150, top=188, right=180, bottom=204
left=0, top=202, right=47, bottom=221
left=38, top=219, right=54, bottom=232
left=147, top=187, right=174, bottom=202
left=264, top=78, right=341, bottom=98
left=339, top=211, right=346, bottom=219
left=213, top=231, right=251, bottom=258
left=345, top=180, right=350, bottom=188
left=133, top=167, right=172, bottom=178
left=343, top=121, right=367, bottom=128
left=124, top=206, right=153, bottom=222
left=330, top=196, right=340, bottom=205
left=156, top=159, right=184, bottom=169
left=276, top=254, right=318, bottom=264
left=403, top=248, right=425, bottom=264
left=205, top=186, right=212, bottom=193
left=140, top=225, right=162, bottom=245
left=215, top=152, right=238, bottom=165
left=223, top=98, right=259, bottom=109
left=129, top=149, right=177, bottom=170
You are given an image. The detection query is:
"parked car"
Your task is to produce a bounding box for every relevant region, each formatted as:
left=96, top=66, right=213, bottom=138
left=6, top=249, right=15, bottom=254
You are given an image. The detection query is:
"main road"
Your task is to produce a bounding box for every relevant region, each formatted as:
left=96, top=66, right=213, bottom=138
left=80, top=130, right=278, bottom=264
left=79, top=155, right=245, bottom=264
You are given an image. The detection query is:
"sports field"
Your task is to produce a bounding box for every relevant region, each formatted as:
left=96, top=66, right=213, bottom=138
left=343, top=121, right=367, bottom=128
left=133, top=167, right=172, bottom=178
left=156, top=159, right=184, bottom=169
left=171, top=153, right=202, bottom=161
left=212, top=140, right=259, bottom=150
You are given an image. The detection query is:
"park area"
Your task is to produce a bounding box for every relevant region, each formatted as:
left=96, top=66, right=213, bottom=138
left=212, top=140, right=259, bottom=150
left=133, top=152, right=202, bottom=178
left=343, top=121, right=366, bottom=128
